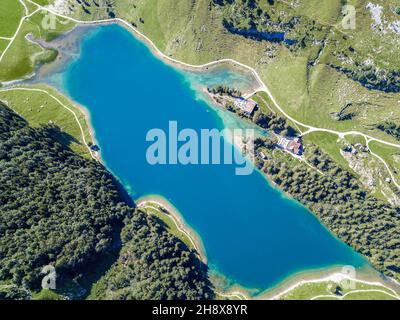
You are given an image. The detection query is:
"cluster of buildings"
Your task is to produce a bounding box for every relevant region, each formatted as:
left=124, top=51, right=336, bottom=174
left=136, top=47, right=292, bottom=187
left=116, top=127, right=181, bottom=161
left=231, top=96, right=304, bottom=157
left=214, top=92, right=304, bottom=157
left=277, top=137, right=304, bottom=156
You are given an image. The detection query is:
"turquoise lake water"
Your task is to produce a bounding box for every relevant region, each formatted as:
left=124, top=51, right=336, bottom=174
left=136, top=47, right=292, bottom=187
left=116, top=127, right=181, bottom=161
left=54, top=24, right=366, bottom=293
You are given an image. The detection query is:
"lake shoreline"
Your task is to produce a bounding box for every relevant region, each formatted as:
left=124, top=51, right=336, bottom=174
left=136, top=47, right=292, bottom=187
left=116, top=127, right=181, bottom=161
left=41, top=83, right=101, bottom=161
left=133, top=195, right=383, bottom=300
left=109, top=20, right=264, bottom=95
left=133, top=196, right=399, bottom=301
left=257, top=265, right=387, bottom=299
left=31, top=22, right=398, bottom=300
left=136, top=194, right=207, bottom=264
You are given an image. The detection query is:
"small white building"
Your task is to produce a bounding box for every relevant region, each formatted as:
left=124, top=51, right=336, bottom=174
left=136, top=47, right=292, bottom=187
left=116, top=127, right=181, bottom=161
left=259, top=151, right=267, bottom=160
left=277, top=137, right=291, bottom=149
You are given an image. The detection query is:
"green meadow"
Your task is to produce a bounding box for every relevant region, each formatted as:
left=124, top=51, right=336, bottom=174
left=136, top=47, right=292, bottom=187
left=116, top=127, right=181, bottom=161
left=369, top=141, right=400, bottom=183
left=0, top=84, right=92, bottom=157
left=281, top=280, right=399, bottom=300
left=0, top=0, right=24, bottom=38
left=0, top=9, right=75, bottom=81
left=0, top=39, right=9, bottom=55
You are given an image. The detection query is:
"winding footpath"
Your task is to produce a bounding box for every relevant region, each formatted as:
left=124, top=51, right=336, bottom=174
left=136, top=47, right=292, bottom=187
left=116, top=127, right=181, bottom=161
left=310, top=289, right=400, bottom=300
left=0, top=0, right=39, bottom=63
left=268, top=273, right=400, bottom=300
left=0, top=86, right=94, bottom=158
left=366, top=139, right=400, bottom=189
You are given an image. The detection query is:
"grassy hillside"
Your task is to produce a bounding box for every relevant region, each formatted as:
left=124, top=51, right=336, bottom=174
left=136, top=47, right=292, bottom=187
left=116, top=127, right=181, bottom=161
left=59, top=0, right=400, bottom=153
left=17, top=1, right=400, bottom=144
left=0, top=0, right=24, bottom=38
left=0, top=84, right=92, bottom=157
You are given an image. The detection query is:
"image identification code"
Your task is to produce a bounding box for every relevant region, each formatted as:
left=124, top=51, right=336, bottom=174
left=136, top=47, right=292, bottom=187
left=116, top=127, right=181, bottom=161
left=152, top=304, right=248, bottom=317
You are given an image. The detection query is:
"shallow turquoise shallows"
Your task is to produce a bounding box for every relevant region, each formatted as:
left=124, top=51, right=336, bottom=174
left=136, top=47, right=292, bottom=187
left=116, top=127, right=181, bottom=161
left=57, top=24, right=365, bottom=293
